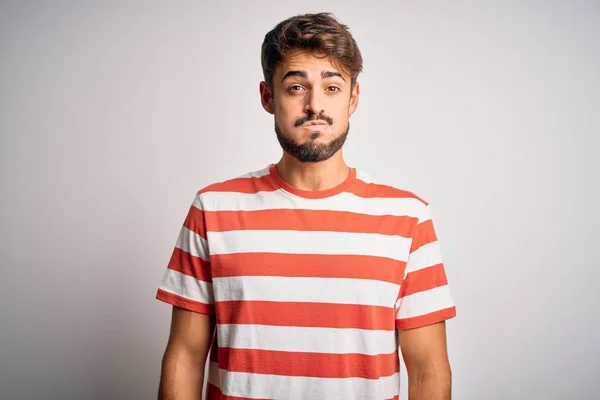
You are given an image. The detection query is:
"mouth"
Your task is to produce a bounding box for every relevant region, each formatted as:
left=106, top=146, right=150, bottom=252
left=301, top=122, right=328, bottom=129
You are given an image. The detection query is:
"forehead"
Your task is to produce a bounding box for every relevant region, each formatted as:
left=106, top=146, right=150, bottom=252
left=275, top=49, right=349, bottom=79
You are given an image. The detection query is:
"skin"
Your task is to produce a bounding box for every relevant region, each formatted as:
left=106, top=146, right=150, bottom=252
left=158, top=307, right=215, bottom=399
left=158, top=48, right=452, bottom=400
left=400, top=321, right=453, bottom=399
left=259, top=48, right=359, bottom=191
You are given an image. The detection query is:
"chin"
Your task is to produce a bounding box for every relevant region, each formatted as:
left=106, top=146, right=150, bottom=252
left=299, top=128, right=330, bottom=137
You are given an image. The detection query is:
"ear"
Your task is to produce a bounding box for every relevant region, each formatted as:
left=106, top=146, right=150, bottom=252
left=348, top=81, right=360, bottom=117
left=259, top=81, right=275, bottom=114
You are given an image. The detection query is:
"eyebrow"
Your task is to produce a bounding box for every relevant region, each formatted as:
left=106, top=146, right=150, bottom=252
left=321, top=71, right=346, bottom=81
left=281, top=70, right=346, bottom=82
left=281, top=70, right=307, bottom=81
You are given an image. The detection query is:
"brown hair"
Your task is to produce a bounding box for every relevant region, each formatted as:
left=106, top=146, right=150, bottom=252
left=261, top=12, right=363, bottom=89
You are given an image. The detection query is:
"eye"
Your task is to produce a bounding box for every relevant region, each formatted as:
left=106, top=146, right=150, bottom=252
left=289, top=85, right=304, bottom=92
left=327, top=86, right=341, bottom=92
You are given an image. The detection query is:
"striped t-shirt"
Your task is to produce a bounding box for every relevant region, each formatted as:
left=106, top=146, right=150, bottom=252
left=156, top=163, right=457, bottom=400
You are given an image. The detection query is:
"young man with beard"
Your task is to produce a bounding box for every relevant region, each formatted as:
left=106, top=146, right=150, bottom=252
left=156, top=12, right=457, bottom=400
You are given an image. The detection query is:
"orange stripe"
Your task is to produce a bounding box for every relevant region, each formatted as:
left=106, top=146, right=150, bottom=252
left=396, top=306, right=457, bottom=330
left=218, top=347, right=399, bottom=379
left=212, top=253, right=404, bottom=283
left=183, top=203, right=207, bottom=239
left=200, top=175, right=277, bottom=195
left=167, top=247, right=212, bottom=282
left=349, top=179, right=427, bottom=202
left=216, top=301, right=395, bottom=331
left=400, top=264, right=448, bottom=297
left=410, top=219, right=438, bottom=252
left=204, top=209, right=416, bottom=236
left=156, top=289, right=214, bottom=315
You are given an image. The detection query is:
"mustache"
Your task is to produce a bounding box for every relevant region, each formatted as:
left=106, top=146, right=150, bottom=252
left=294, top=113, right=334, bottom=127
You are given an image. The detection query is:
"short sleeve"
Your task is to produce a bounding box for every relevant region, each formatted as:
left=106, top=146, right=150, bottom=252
left=395, top=204, right=456, bottom=329
left=156, top=192, right=215, bottom=315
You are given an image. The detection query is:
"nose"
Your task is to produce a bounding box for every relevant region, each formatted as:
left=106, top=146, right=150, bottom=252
left=304, top=89, right=325, bottom=116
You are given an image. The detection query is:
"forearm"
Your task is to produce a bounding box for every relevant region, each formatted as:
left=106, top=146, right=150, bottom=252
left=408, top=369, right=451, bottom=400
left=158, top=348, right=205, bottom=400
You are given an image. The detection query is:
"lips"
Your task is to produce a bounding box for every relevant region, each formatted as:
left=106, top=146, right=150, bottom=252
left=302, top=123, right=327, bottom=130
left=302, top=122, right=328, bottom=127
left=295, top=114, right=334, bottom=127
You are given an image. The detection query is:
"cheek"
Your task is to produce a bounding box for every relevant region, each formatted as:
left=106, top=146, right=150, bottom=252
left=330, top=108, right=349, bottom=124
left=276, top=104, right=301, bottom=124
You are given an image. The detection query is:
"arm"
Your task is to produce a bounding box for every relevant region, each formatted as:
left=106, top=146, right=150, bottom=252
left=395, top=201, right=456, bottom=398
left=158, top=305, right=216, bottom=400
left=157, top=191, right=216, bottom=398
left=398, top=321, right=452, bottom=400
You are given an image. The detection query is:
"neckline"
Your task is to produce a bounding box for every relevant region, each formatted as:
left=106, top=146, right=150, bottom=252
left=268, top=163, right=357, bottom=199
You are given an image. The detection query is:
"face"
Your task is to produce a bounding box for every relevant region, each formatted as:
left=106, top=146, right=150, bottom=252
left=260, top=49, right=360, bottom=163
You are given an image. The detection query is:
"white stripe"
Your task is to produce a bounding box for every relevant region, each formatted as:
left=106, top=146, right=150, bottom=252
left=417, top=205, right=432, bottom=224
left=395, top=285, right=455, bottom=319
left=355, top=170, right=400, bottom=188
left=207, top=230, right=411, bottom=261
left=191, top=193, right=205, bottom=211
left=212, top=276, right=399, bottom=307
left=159, top=269, right=214, bottom=305
left=176, top=226, right=209, bottom=262
left=405, top=241, right=443, bottom=274
left=235, top=166, right=271, bottom=179
left=355, top=170, right=376, bottom=184
left=207, top=362, right=400, bottom=400
left=217, top=324, right=396, bottom=355
left=200, top=189, right=425, bottom=217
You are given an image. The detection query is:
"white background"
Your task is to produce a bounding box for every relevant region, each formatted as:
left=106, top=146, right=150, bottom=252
left=1, top=1, right=598, bottom=399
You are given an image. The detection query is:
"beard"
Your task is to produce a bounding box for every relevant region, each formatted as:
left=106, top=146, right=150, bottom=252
left=274, top=117, right=350, bottom=163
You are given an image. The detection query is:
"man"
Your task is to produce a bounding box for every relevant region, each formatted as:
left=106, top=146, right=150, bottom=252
left=156, top=12, right=457, bottom=400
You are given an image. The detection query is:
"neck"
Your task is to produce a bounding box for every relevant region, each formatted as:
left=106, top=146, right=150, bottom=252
left=276, top=151, right=350, bottom=192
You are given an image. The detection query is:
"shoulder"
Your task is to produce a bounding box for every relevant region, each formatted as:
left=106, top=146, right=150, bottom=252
left=190, top=165, right=273, bottom=207
left=353, top=169, right=429, bottom=205
left=353, top=169, right=433, bottom=222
